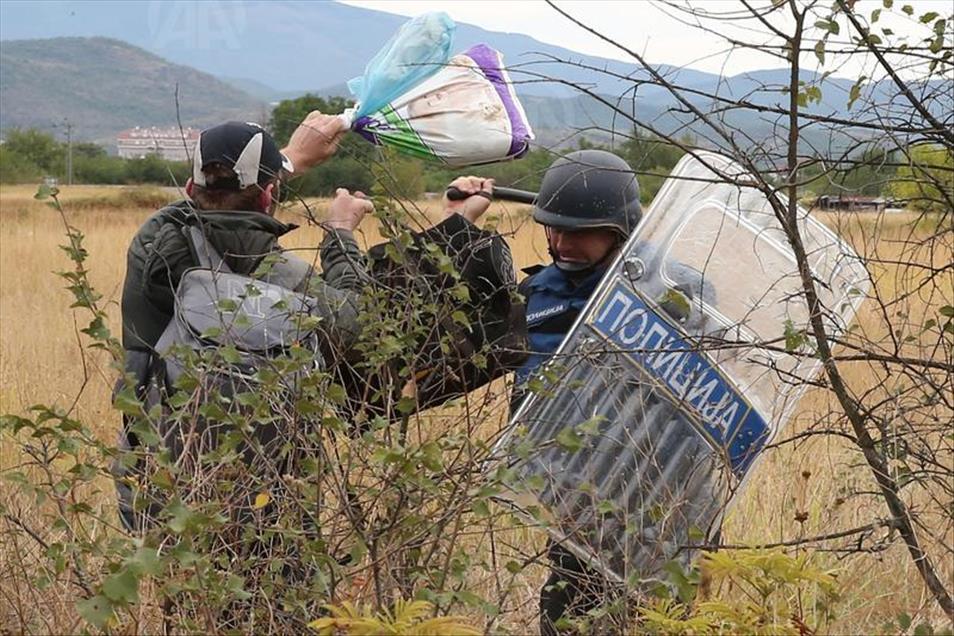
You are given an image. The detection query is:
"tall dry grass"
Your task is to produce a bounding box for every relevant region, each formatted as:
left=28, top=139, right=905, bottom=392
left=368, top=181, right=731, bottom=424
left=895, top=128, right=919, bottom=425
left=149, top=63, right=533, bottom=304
left=0, top=184, right=950, bottom=633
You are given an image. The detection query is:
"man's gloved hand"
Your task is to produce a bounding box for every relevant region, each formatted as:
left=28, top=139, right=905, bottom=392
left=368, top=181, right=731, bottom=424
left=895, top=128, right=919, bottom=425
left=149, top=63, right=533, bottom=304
left=443, top=175, right=495, bottom=224
left=281, top=110, right=348, bottom=174
left=325, top=188, right=373, bottom=232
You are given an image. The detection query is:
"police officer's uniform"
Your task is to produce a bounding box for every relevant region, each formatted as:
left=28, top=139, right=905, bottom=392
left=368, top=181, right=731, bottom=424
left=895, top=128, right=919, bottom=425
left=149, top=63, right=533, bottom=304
left=515, top=262, right=619, bottom=635
left=506, top=150, right=644, bottom=635
left=514, top=264, right=604, bottom=388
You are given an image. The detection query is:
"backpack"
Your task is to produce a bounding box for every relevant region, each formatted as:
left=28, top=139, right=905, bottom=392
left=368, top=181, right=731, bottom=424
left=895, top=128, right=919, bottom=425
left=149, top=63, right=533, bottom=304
left=114, top=225, right=328, bottom=530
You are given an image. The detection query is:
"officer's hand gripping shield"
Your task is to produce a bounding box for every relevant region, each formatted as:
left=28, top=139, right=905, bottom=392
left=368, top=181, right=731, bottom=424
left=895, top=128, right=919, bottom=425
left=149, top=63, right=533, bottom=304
left=493, top=152, right=870, bottom=585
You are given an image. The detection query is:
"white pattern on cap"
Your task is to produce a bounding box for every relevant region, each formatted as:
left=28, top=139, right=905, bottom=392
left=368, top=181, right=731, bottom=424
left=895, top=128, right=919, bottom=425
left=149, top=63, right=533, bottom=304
left=192, top=135, right=206, bottom=186
left=232, top=132, right=264, bottom=188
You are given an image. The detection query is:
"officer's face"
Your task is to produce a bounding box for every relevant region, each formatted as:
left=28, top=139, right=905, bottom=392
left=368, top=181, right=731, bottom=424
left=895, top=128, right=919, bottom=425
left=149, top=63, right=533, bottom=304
left=547, top=227, right=620, bottom=267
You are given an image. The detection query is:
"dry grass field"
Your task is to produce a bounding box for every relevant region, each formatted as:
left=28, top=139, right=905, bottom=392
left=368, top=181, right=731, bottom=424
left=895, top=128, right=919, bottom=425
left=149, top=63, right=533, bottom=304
left=1, top=183, right=951, bottom=633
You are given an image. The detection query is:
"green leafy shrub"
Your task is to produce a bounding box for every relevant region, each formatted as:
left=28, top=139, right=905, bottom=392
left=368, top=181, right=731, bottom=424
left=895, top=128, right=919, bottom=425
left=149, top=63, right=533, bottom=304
left=637, top=550, right=840, bottom=635
left=1, top=184, right=511, bottom=633
left=309, top=599, right=480, bottom=635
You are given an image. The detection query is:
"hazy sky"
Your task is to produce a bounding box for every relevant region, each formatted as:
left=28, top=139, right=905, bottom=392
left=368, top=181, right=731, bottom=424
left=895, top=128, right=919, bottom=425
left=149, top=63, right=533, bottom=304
left=342, top=0, right=949, bottom=78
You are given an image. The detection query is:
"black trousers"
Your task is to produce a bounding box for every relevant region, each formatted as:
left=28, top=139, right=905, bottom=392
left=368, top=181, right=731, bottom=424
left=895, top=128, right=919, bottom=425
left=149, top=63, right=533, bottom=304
left=539, top=542, right=618, bottom=635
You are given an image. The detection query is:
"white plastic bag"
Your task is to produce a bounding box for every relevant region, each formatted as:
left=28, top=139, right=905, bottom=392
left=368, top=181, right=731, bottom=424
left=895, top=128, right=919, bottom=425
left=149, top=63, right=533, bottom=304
left=344, top=39, right=535, bottom=166
left=347, top=12, right=456, bottom=120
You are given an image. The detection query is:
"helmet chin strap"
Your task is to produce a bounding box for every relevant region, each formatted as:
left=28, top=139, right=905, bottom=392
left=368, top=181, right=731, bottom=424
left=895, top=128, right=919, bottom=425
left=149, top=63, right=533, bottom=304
left=547, top=228, right=625, bottom=278
left=552, top=253, right=594, bottom=273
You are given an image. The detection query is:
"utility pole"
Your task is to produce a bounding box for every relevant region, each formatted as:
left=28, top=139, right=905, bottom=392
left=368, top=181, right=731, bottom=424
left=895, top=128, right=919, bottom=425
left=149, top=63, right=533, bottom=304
left=54, top=118, right=74, bottom=186
left=63, top=118, right=73, bottom=186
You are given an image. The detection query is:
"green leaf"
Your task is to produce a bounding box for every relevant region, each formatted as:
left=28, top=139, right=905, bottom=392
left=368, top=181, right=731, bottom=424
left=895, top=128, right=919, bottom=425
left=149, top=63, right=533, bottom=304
left=472, top=499, right=490, bottom=518
left=848, top=75, right=867, bottom=110
left=76, top=595, right=115, bottom=628
left=420, top=440, right=443, bottom=472
left=648, top=504, right=666, bottom=523
left=454, top=590, right=485, bottom=608
left=151, top=469, right=174, bottom=491
left=396, top=396, right=417, bottom=415
left=450, top=284, right=471, bottom=303
left=128, top=418, right=160, bottom=446
left=81, top=315, right=111, bottom=341
left=112, top=385, right=143, bottom=416
left=523, top=474, right=546, bottom=492
left=898, top=612, right=913, bottom=629
left=940, top=305, right=954, bottom=318
left=662, top=560, right=697, bottom=604
left=814, top=19, right=840, bottom=35
left=325, top=383, right=347, bottom=404
left=216, top=298, right=239, bottom=312
left=657, top=287, right=691, bottom=319
left=102, top=569, right=139, bottom=604
left=166, top=500, right=195, bottom=534
left=784, top=319, right=808, bottom=352
left=225, top=574, right=252, bottom=601
left=34, top=184, right=59, bottom=200
left=902, top=4, right=914, bottom=15
left=576, top=415, right=606, bottom=436
left=919, top=11, right=939, bottom=23
left=555, top=427, right=584, bottom=452
left=233, top=313, right=251, bottom=329
left=128, top=546, right=162, bottom=577
left=913, top=623, right=935, bottom=636
left=200, top=325, right=223, bottom=340
left=219, top=345, right=243, bottom=365
left=871, top=8, right=881, bottom=22
left=814, top=40, right=826, bottom=65
left=882, top=0, right=893, bottom=7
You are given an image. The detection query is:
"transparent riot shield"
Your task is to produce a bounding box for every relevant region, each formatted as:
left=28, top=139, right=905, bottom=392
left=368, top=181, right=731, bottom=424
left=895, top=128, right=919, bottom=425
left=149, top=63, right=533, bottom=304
left=494, top=151, right=870, bottom=585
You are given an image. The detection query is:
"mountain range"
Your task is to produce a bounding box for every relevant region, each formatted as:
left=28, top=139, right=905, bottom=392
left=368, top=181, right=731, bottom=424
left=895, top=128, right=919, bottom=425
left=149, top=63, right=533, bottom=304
left=0, top=1, right=720, bottom=98
left=0, top=37, right=265, bottom=144
left=1, top=1, right=947, bottom=150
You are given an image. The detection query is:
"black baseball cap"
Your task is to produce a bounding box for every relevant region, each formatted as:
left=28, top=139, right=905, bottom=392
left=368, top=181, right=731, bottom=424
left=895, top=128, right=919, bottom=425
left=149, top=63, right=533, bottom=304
left=192, top=121, right=292, bottom=190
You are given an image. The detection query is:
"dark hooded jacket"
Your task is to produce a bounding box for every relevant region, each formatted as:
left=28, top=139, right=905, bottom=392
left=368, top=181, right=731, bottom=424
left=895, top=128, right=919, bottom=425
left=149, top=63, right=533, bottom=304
left=121, top=200, right=365, bottom=354
left=114, top=199, right=368, bottom=531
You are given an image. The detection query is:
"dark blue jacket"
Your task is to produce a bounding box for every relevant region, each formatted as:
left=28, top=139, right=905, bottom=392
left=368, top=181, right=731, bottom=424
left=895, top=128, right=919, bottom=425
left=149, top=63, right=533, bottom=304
left=514, top=264, right=605, bottom=387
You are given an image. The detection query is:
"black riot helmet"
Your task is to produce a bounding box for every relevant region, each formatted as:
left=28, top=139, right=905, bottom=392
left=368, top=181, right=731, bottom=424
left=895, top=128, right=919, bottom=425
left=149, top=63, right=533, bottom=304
left=532, top=150, right=642, bottom=238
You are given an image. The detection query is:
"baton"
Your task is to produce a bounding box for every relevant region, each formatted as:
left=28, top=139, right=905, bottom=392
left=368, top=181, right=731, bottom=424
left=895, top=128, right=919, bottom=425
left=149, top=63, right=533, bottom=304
left=445, top=185, right=537, bottom=204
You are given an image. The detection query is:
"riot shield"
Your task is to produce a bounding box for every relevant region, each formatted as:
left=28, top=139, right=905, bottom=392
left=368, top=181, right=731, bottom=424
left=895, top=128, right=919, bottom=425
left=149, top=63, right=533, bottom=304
left=494, top=151, right=869, bottom=584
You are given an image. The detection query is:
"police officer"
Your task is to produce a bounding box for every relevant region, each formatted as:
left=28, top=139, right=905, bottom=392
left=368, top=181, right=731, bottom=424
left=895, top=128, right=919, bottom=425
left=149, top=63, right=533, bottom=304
left=445, top=150, right=642, bottom=635
left=513, top=150, right=641, bottom=396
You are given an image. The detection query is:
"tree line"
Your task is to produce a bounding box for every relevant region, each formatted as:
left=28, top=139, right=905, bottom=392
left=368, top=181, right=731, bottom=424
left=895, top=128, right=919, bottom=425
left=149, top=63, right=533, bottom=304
left=0, top=128, right=191, bottom=187
left=1, top=94, right=949, bottom=212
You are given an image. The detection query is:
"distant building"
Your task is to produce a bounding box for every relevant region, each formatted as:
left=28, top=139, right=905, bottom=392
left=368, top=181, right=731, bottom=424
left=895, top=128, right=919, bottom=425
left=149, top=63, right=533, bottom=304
left=116, top=126, right=199, bottom=161
left=816, top=195, right=891, bottom=212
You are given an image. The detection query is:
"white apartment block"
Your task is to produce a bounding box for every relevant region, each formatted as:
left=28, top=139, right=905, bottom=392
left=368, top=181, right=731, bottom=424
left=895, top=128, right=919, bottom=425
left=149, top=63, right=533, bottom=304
left=116, top=126, right=199, bottom=161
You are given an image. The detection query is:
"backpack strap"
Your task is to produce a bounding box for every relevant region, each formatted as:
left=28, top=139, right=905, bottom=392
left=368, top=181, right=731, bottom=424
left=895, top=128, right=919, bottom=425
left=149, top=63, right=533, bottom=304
left=182, top=225, right=233, bottom=273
